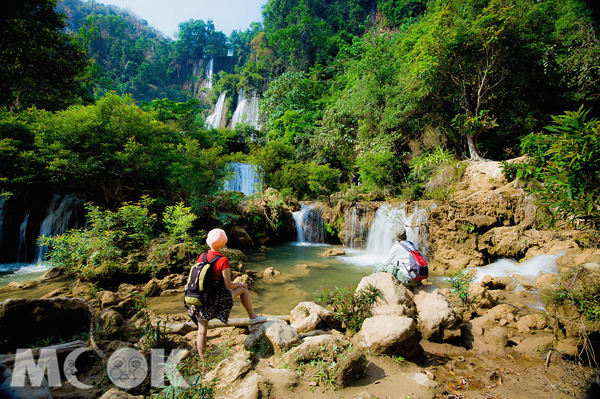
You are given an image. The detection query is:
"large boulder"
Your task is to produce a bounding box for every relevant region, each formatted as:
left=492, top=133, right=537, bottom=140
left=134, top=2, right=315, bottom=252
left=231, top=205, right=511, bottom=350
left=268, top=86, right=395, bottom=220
left=412, top=284, right=461, bottom=341
left=282, top=334, right=364, bottom=387
left=203, top=351, right=270, bottom=399
left=356, top=273, right=416, bottom=318
left=0, top=298, right=93, bottom=353
left=353, top=315, right=422, bottom=359
left=0, top=364, right=53, bottom=399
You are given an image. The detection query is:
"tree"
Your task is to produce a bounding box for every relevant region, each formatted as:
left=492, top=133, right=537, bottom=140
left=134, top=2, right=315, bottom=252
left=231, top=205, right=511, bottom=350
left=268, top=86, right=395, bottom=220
left=175, top=19, right=227, bottom=60
left=0, top=0, right=90, bottom=111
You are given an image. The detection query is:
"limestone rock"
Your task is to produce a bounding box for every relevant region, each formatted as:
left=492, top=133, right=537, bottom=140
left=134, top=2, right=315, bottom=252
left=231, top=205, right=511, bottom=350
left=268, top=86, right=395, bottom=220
left=282, top=334, right=363, bottom=387
left=98, top=308, right=134, bottom=340
left=322, top=248, right=346, bottom=257
left=469, top=283, right=497, bottom=309
left=290, top=301, right=337, bottom=329
left=517, top=313, right=548, bottom=332
left=7, top=281, right=37, bottom=289
left=353, top=315, right=422, bottom=358
left=245, top=319, right=301, bottom=354
left=142, top=279, right=161, bottom=297
left=263, top=267, right=281, bottom=277
left=515, top=335, right=554, bottom=356
left=0, top=297, right=92, bottom=353
left=36, top=267, right=63, bottom=281
left=356, top=273, right=416, bottom=318
left=233, top=274, right=254, bottom=291
left=101, top=291, right=120, bottom=309
left=204, top=351, right=271, bottom=399
left=412, top=284, right=461, bottom=342
left=484, top=326, right=508, bottom=350
left=291, top=313, right=321, bottom=333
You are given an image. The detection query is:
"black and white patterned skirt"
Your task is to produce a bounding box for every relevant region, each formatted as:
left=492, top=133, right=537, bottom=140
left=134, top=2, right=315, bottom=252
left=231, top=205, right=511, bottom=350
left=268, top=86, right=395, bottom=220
left=187, top=278, right=234, bottom=324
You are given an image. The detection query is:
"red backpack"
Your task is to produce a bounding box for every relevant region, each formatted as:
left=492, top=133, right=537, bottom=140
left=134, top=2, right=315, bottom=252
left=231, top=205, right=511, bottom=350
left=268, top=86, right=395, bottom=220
left=399, top=241, right=429, bottom=281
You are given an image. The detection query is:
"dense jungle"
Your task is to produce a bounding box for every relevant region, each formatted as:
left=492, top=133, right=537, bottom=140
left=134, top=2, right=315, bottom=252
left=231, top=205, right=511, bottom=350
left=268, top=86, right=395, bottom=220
left=1, top=0, right=600, bottom=398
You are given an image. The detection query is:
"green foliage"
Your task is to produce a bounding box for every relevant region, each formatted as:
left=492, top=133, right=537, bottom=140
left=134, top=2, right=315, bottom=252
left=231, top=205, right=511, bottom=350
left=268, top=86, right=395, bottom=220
left=316, top=284, right=383, bottom=333
left=502, top=107, right=600, bottom=229
left=444, top=270, right=474, bottom=307
left=132, top=293, right=173, bottom=352
left=162, top=203, right=198, bottom=243
left=1, top=0, right=91, bottom=111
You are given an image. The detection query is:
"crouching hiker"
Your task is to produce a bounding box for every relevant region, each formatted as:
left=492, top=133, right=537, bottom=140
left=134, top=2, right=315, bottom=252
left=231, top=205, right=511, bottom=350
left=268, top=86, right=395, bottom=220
left=186, top=228, right=266, bottom=360
left=373, top=226, right=429, bottom=287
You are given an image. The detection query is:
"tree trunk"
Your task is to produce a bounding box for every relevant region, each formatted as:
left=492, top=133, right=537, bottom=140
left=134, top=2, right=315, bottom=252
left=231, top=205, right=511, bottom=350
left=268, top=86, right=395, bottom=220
left=466, top=134, right=487, bottom=162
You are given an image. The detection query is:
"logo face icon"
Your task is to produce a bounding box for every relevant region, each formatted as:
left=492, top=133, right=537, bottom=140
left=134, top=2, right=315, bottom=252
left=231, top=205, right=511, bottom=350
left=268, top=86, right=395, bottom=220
left=107, top=348, right=148, bottom=389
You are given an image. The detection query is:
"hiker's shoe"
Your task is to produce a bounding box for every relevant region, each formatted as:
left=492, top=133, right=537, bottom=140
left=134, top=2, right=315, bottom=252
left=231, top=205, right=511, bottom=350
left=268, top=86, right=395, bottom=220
left=249, top=315, right=267, bottom=324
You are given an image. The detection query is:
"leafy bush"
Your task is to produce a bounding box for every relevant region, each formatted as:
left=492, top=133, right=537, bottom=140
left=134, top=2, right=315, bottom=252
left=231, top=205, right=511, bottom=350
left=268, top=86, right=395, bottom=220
left=445, top=270, right=474, bottom=307
left=502, top=107, right=600, bottom=229
left=316, top=284, right=382, bottom=334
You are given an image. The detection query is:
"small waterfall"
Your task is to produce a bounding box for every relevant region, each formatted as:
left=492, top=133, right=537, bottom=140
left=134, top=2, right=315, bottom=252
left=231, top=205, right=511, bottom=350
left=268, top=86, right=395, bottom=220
left=34, top=193, right=86, bottom=264
left=231, top=90, right=261, bottom=130
left=206, top=91, right=227, bottom=129
left=16, top=211, right=30, bottom=263
left=222, top=163, right=261, bottom=196
left=292, top=204, right=325, bottom=244
left=345, top=204, right=369, bottom=249
left=365, top=204, right=430, bottom=257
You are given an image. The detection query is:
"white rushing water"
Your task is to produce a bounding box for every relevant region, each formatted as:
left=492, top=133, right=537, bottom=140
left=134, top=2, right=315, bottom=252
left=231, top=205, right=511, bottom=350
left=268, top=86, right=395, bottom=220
left=0, top=198, right=5, bottom=250
left=345, top=204, right=369, bottom=249
left=34, top=193, right=86, bottom=264
left=341, top=203, right=432, bottom=267
left=16, top=211, right=30, bottom=263
left=292, top=204, right=325, bottom=245
left=206, top=91, right=227, bottom=129
left=231, top=90, right=261, bottom=130
left=468, top=252, right=563, bottom=284
left=204, top=58, right=214, bottom=92
left=222, top=163, right=261, bottom=196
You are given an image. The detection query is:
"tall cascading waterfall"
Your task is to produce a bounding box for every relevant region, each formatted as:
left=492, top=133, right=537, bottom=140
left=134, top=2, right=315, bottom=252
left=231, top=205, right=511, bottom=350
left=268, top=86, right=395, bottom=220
left=222, top=163, right=261, bottom=196
left=204, top=58, right=214, bottom=93
left=16, top=211, right=30, bottom=263
left=345, top=204, right=369, bottom=249
left=206, top=91, right=227, bottom=129
left=365, top=204, right=430, bottom=258
left=34, top=193, right=86, bottom=264
left=292, top=204, right=325, bottom=244
left=231, top=90, right=261, bottom=131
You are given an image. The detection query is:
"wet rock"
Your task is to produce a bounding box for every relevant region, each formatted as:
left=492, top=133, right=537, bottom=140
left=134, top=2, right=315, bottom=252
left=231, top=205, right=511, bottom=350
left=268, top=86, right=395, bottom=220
left=536, top=273, right=559, bottom=290
left=484, top=326, right=508, bottom=350
left=203, top=351, right=264, bottom=398
left=263, top=267, right=281, bottom=277
left=481, top=275, right=514, bottom=290
left=322, top=248, right=346, bottom=257
left=226, top=225, right=254, bottom=248
left=0, top=297, right=93, bottom=353
left=156, top=276, right=174, bottom=291
left=520, top=281, right=536, bottom=291
left=412, top=284, right=461, bottom=342
left=353, top=315, right=422, bottom=359
left=40, top=287, right=70, bottom=299
left=101, top=291, right=120, bottom=309
left=36, top=266, right=63, bottom=281
left=160, top=288, right=184, bottom=296
left=98, top=308, right=134, bottom=340
left=71, top=280, right=93, bottom=297
left=220, top=248, right=248, bottom=262
left=117, top=283, right=137, bottom=298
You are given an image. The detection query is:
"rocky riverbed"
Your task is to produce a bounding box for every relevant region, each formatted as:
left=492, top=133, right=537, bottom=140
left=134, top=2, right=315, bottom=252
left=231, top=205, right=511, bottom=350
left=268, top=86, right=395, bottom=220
left=1, top=161, right=599, bottom=398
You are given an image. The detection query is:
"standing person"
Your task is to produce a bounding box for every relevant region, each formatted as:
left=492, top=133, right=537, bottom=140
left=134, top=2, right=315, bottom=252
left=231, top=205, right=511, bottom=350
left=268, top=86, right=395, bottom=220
left=373, top=226, right=423, bottom=287
left=351, top=172, right=360, bottom=186
left=187, top=228, right=266, bottom=359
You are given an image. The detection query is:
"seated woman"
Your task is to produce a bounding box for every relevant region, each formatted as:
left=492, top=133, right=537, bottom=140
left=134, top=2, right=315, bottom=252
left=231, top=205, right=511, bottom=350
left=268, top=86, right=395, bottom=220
left=187, top=228, right=266, bottom=359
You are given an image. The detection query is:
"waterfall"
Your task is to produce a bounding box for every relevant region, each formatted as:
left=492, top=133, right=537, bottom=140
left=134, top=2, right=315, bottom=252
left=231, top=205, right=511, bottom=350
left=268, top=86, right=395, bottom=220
left=292, top=204, right=325, bottom=244
left=365, top=204, right=430, bottom=257
left=222, top=163, right=261, bottom=196
left=204, top=58, right=214, bottom=92
left=206, top=91, right=226, bottom=129
left=231, top=90, right=261, bottom=130
left=16, top=211, right=30, bottom=263
left=345, top=204, right=369, bottom=249
left=34, top=193, right=86, bottom=264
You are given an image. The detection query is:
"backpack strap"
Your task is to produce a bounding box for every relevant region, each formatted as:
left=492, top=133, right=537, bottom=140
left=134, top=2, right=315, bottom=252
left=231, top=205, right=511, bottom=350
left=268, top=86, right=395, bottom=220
left=184, top=253, right=224, bottom=309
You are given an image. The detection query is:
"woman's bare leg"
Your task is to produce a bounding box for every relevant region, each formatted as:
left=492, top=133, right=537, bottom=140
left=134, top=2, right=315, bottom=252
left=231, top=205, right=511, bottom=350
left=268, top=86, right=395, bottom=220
left=232, top=286, right=258, bottom=319
left=196, top=319, right=209, bottom=360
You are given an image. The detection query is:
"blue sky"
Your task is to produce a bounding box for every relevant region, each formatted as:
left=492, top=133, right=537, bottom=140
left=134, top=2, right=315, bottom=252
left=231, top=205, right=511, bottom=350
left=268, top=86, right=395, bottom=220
left=104, top=0, right=267, bottom=38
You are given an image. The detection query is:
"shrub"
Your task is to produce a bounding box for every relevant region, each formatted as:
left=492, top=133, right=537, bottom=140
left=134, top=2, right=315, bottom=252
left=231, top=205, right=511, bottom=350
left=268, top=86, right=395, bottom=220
left=316, top=284, right=382, bottom=333
left=445, top=270, right=474, bottom=307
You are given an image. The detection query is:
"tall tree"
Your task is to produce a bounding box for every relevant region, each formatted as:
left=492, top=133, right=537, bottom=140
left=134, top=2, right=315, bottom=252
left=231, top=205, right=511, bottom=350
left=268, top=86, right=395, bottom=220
left=0, top=0, right=90, bottom=111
